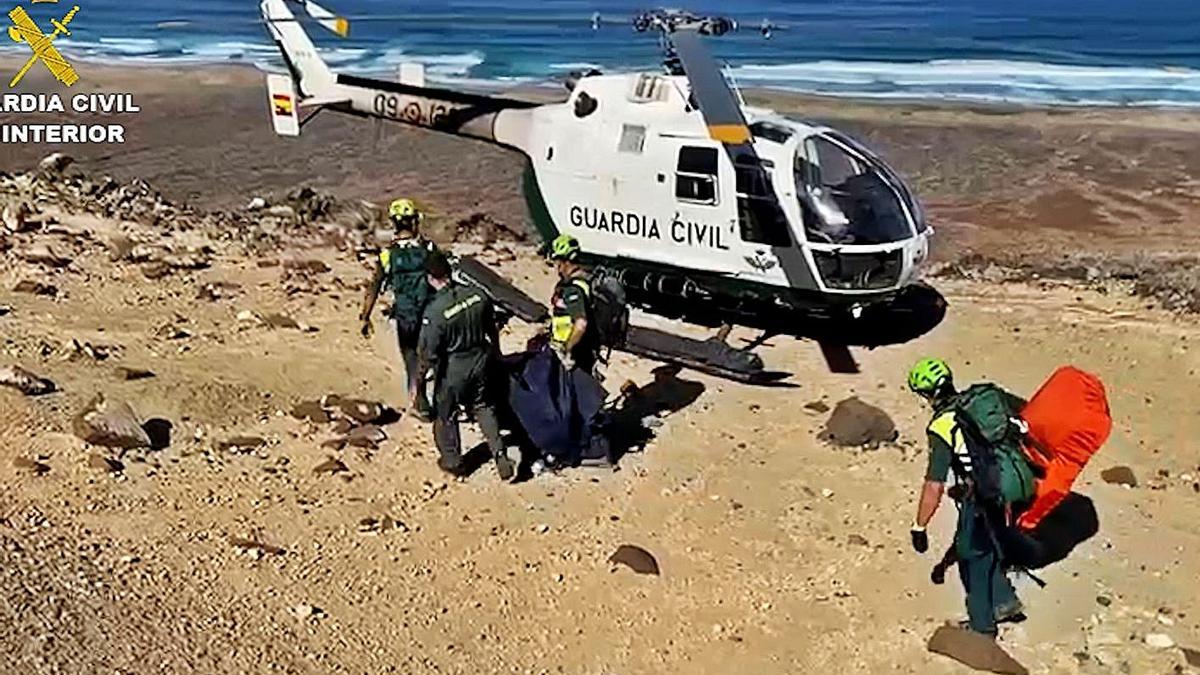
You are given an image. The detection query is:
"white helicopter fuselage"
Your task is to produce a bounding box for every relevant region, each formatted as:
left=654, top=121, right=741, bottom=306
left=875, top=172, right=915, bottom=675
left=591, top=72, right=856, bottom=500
left=262, top=0, right=934, bottom=332
left=520, top=72, right=932, bottom=301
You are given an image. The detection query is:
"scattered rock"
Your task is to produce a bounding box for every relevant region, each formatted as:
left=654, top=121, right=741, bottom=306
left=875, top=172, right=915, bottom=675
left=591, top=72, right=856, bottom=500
left=216, top=436, right=268, bottom=453
left=12, top=279, right=57, bottom=296
left=343, top=424, right=386, bottom=449
left=0, top=365, right=57, bottom=396
left=38, top=152, right=74, bottom=177
left=68, top=338, right=116, bottom=362
left=0, top=304, right=10, bottom=317
left=196, top=281, right=240, bottom=302
left=608, top=544, right=660, bottom=576
left=19, top=244, right=71, bottom=268
left=1101, top=466, right=1138, bottom=488
left=819, top=397, right=898, bottom=448
left=107, top=234, right=137, bottom=262
left=1096, top=595, right=1112, bottom=607
left=847, top=534, right=870, bottom=547
left=804, top=400, right=830, bottom=414
left=291, top=400, right=331, bottom=423
left=246, top=196, right=267, bottom=211
left=1144, top=633, right=1175, bottom=650
left=313, top=457, right=348, bottom=475
left=358, top=516, right=401, bottom=535
left=141, top=261, right=173, bottom=280
left=71, top=394, right=152, bottom=450
left=262, top=313, right=312, bottom=331
left=283, top=259, right=331, bottom=274
left=290, top=603, right=322, bottom=621
left=927, top=625, right=1029, bottom=675
left=332, top=397, right=385, bottom=424
left=2, top=201, right=33, bottom=233
left=12, top=457, right=50, bottom=476
left=87, top=454, right=124, bottom=473
left=114, top=366, right=155, bottom=381
left=229, top=536, right=286, bottom=557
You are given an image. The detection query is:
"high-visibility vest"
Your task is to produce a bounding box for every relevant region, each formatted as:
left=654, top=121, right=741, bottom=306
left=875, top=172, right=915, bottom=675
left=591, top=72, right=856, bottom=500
left=550, top=278, right=590, bottom=344
left=929, top=410, right=971, bottom=480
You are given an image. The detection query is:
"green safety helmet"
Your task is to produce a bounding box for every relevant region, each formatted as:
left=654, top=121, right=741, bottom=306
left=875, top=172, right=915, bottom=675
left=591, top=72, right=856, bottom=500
left=548, top=234, right=581, bottom=261
left=388, top=198, right=421, bottom=226
left=908, top=358, right=952, bottom=395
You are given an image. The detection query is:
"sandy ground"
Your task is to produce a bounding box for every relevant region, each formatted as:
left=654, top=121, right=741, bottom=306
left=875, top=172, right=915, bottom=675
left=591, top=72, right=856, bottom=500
left=0, top=62, right=1199, bottom=674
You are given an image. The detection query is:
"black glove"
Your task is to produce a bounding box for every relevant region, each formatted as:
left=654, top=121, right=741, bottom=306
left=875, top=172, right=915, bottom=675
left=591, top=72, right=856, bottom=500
left=911, top=528, right=929, bottom=554
left=930, top=562, right=947, bottom=585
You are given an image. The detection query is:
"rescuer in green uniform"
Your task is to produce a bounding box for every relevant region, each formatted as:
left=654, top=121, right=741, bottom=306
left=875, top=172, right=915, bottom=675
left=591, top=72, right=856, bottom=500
left=908, top=358, right=1028, bottom=638
left=547, top=234, right=598, bottom=373
left=360, top=198, right=437, bottom=421
left=418, top=251, right=515, bottom=482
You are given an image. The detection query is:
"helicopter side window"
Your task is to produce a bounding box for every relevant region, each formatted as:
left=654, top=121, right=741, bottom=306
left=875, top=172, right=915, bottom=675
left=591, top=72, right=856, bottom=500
left=676, top=146, right=719, bottom=205
left=735, top=158, right=791, bottom=247
left=619, top=124, right=647, bottom=154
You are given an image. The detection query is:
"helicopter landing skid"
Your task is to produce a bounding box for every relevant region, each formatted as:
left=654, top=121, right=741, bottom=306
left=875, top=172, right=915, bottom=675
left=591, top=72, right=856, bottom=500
left=455, top=256, right=790, bottom=385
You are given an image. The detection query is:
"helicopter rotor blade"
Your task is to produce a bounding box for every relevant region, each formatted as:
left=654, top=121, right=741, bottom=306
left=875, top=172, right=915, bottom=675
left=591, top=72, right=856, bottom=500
left=670, top=28, right=752, bottom=145
left=298, top=0, right=349, bottom=38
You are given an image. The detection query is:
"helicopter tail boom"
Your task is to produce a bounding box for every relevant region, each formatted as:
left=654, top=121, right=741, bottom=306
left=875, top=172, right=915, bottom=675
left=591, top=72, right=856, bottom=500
left=259, top=0, right=537, bottom=150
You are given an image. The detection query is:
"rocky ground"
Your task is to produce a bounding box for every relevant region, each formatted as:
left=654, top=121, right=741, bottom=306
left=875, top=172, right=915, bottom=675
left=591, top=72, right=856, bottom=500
left=1, top=62, right=1199, bottom=674
left=0, top=151, right=1198, bottom=674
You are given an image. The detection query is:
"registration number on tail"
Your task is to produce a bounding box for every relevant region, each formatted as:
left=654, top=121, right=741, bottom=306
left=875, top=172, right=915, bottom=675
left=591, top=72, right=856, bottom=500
left=372, top=94, right=449, bottom=127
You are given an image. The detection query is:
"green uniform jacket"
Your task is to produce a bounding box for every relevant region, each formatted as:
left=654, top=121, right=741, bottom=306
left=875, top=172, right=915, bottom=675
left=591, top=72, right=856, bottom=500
left=380, top=238, right=437, bottom=326
left=418, top=282, right=497, bottom=381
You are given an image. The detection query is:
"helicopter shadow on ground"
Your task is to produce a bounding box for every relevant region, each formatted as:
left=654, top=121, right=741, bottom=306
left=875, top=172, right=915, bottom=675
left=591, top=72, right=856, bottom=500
left=606, top=365, right=707, bottom=464
left=798, top=283, right=949, bottom=348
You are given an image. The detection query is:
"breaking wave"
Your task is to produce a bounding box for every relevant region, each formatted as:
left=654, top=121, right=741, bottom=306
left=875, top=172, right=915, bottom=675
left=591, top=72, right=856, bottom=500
left=13, top=36, right=1200, bottom=106
left=727, top=59, right=1200, bottom=107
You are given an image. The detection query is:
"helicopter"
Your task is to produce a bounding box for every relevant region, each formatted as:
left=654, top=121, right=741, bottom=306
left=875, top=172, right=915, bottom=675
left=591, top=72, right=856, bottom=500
left=260, top=0, right=945, bottom=382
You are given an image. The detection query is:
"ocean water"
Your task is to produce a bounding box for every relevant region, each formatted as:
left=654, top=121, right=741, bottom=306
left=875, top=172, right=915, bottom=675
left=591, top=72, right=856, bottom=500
left=13, top=0, right=1200, bottom=106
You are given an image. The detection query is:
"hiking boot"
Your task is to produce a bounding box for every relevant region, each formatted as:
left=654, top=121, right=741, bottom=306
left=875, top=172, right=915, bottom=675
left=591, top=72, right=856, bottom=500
left=437, top=455, right=464, bottom=476
left=495, top=455, right=517, bottom=483
left=954, top=620, right=998, bottom=640
left=994, top=601, right=1027, bottom=625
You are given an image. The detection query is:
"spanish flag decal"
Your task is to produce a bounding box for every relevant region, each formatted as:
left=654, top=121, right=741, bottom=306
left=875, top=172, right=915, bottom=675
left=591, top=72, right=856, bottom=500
left=272, top=94, right=294, bottom=117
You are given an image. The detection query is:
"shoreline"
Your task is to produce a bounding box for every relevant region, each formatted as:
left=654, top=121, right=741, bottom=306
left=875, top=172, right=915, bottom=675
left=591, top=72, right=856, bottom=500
left=0, top=58, right=1197, bottom=270
left=7, top=52, right=1200, bottom=117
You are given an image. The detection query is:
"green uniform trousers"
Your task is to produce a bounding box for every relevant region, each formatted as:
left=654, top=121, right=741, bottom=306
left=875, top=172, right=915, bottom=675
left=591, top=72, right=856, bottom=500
left=955, top=499, right=1019, bottom=635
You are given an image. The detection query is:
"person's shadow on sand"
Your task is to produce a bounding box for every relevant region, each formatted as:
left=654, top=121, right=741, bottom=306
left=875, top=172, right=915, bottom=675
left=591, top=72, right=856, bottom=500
left=607, top=365, right=706, bottom=463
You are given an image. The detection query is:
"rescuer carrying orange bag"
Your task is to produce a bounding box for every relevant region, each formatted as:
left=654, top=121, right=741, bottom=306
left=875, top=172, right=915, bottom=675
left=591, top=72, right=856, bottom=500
left=1016, top=366, right=1112, bottom=531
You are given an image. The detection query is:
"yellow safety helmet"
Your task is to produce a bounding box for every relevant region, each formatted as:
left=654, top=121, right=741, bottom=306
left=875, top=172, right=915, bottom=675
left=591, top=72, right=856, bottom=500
left=388, top=198, right=421, bottom=227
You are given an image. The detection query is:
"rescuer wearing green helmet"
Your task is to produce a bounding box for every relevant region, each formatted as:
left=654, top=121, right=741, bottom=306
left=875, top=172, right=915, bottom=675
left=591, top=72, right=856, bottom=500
left=359, top=198, right=438, bottom=421
left=546, top=234, right=597, bottom=373
left=908, top=358, right=1029, bottom=638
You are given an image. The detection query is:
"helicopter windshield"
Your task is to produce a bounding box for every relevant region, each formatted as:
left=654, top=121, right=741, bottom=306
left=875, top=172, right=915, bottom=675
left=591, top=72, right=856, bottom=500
left=795, top=133, right=914, bottom=246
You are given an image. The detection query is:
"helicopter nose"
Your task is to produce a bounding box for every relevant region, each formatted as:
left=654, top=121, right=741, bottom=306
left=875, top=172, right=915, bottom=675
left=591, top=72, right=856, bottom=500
left=8, top=26, right=24, bottom=44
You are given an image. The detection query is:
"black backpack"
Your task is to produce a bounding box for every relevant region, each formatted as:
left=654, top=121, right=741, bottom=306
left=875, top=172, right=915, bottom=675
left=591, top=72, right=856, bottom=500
left=583, top=273, right=630, bottom=349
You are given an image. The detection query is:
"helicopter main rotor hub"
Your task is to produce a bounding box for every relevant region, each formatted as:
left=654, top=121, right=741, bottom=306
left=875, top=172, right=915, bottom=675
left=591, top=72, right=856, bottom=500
left=633, top=10, right=736, bottom=37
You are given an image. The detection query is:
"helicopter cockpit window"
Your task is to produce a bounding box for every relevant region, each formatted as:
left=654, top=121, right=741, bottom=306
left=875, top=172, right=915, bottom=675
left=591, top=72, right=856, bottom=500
left=735, top=158, right=792, bottom=247
left=797, top=135, right=912, bottom=245
left=676, top=146, right=719, bottom=205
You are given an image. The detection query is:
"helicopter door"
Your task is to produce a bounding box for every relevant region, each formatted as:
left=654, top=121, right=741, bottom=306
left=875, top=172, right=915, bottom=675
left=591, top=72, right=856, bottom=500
left=729, top=158, right=794, bottom=284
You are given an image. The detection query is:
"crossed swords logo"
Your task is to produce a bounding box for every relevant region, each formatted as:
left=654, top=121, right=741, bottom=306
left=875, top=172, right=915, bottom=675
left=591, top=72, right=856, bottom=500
left=7, top=0, right=80, bottom=88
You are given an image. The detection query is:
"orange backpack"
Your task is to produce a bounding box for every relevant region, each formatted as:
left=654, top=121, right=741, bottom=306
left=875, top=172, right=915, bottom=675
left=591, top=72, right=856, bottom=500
left=1016, top=367, right=1112, bottom=531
